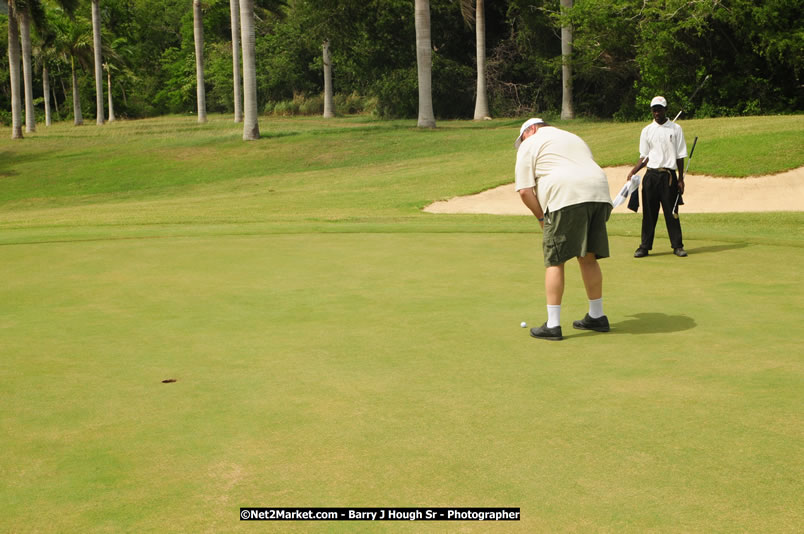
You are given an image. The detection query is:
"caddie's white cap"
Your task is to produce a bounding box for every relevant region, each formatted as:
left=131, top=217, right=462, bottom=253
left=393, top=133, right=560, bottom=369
left=650, top=96, right=667, bottom=108
left=514, top=118, right=545, bottom=149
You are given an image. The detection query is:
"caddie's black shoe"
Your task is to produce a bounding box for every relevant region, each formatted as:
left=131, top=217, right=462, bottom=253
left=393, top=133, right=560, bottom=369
left=634, top=247, right=649, bottom=258
left=674, top=247, right=688, bottom=257
left=572, top=313, right=610, bottom=332
left=530, top=323, right=563, bottom=341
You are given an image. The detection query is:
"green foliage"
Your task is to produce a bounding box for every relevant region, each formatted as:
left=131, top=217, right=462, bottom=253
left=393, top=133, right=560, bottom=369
left=334, top=91, right=377, bottom=114
left=373, top=67, right=419, bottom=119
left=265, top=92, right=375, bottom=116
left=153, top=47, right=194, bottom=114
left=2, top=0, right=802, bottom=126
left=204, top=41, right=235, bottom=113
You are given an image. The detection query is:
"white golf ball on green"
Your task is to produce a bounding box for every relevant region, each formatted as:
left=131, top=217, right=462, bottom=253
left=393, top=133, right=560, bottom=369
left=520, top=321, right=527, bottom=328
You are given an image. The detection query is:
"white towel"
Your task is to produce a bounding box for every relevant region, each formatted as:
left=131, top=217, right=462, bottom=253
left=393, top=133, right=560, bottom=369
left=612, top=175, right=640, bottom=208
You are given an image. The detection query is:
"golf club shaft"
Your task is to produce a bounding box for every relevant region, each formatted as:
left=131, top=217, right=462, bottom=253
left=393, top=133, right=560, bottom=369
left=685, top=136, right=698, bottom=173
left=674, top=136, right=697, bottom=219
left=672, top=75, right=711, bottom=122
left=688, top=74, right=711, bottom=103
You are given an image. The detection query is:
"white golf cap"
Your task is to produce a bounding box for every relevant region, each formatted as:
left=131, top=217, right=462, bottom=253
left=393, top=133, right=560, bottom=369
left=650, top=96, right=668, bottom=108
left=514, top=118, right=545, bottom=149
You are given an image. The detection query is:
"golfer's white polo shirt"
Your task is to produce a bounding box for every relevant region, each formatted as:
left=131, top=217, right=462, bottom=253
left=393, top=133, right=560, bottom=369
left=515, top=126, right=612, bottom=213
left=639, top=120, right=688, bottom=169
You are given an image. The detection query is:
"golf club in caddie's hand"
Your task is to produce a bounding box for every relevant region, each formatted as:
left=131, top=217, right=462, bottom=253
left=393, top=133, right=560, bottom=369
left=673, top=136, right=698, bottom=219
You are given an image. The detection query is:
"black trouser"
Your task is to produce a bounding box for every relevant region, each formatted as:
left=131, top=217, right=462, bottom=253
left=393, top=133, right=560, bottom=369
left=640, top=168, right=683, bottom=250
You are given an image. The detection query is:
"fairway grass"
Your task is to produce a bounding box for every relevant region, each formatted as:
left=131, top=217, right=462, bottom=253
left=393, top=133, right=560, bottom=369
left=1, top=115, right=802, bottom=532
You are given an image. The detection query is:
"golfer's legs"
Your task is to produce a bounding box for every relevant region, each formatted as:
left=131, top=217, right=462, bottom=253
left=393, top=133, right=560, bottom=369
left=577, top=253, right=602, bottom=300
left=640, top=173, right=661, bottom=250
left=545, top=264, right=565, bottom=305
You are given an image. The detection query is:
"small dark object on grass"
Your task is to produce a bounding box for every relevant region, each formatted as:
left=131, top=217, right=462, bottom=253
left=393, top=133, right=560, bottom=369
left=162, top=378, right=177, bottom=383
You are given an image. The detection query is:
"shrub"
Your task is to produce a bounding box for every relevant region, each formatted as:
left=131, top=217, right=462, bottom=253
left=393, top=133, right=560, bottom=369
left=298, top=94, right=323, bottom=115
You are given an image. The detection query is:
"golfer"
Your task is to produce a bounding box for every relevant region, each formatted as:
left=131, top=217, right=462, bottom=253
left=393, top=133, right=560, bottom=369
left=515, top=118, right=613, bottom=341
left=627, top=96, right=688, bottom=257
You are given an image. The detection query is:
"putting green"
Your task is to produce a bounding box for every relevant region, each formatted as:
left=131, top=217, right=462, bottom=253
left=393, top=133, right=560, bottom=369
left=2, top=232, right=801, bottom=532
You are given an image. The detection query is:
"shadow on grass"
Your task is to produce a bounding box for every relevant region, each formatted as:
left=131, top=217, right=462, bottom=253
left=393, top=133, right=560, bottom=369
left=0, top=150, right=51, bottom=177
left=560, top=312, right=696, bottom=339
left=648, top=242, right=749, bottom=256
left=609, top=312, right=697, bottom=334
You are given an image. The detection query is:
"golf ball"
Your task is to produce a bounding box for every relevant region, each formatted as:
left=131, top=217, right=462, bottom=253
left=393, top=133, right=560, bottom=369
left=520, top=321, right=527, bottom=328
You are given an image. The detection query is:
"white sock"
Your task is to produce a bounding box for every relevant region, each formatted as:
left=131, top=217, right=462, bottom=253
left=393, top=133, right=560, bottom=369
left=589, top=298, right=604, bottom=319
left=547, top=305, right=561, bottom=328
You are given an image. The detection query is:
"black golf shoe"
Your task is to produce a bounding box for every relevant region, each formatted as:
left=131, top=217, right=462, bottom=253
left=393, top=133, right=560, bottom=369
left=572, top=313, right=610, bottom=332
left=634, top=247, right=649, bottom=258
left=674, top=247, right=688, bottom=257
left=530, top=323, right=563, bottom=341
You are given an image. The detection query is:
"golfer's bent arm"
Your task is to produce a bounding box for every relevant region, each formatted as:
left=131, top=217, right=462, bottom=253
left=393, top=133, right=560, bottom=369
left=519, top=187, right=545, bottom=228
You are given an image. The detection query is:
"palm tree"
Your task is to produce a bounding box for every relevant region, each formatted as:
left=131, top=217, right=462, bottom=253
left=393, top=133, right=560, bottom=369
left=55, top=15, right=92, bottom=125
left=229, top=0, right=242, bottom=122
left=322, top=40, right=334, bottom=118
left=17, top=1, right=37, bottom=132
left=16, top=0, right=77, bottom=131
left=102, top=61, right=115, bottom=121
left=90, top=0, right=104, bottom=124
left=560, top=0, right=574, bottom=119
left=239, top=0, right=259, bottom=140
left=193, top=0, right=207, bottom=123
left=7, top=0, right=24, bottom=138
left=33, top=40, right=60, bottom=126
left=459, top=0, right=489, bottom=120
left=42, top=60, right=53, bottom=125
left=414, top=0, right=435, bottom=128
left=102, top=37, right=132, bottom=123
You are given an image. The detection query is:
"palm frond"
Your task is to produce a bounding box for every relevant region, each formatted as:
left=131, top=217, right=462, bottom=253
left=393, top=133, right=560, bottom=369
left=459, top=0, right=475, bottom=26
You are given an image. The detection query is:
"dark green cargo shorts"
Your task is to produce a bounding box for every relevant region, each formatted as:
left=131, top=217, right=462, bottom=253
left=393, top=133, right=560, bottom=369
left=542, top=202, right=612, bottom=267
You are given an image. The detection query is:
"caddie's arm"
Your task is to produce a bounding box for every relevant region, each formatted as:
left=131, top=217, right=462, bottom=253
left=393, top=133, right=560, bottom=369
left=519, top=187, right=545, bottom=229
left=676, top=157, right=685, bottom=193
left=627, top=157, right=648, bottom=180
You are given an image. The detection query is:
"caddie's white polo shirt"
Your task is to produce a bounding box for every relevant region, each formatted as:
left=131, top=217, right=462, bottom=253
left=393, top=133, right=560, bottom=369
left=639, top=120, right=687, bottom=169
left=515, top=126, right=612, bottom=213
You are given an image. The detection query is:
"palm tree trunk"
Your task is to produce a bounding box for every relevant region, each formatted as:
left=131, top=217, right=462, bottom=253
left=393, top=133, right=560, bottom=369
left=52, top=72, right=61, bottom=119
left=229, top=0, right=242, bottom=123
left=560, top=0, right=575, bottom=120
left=193, top=0, right=207, bottom=123
left=239, top=0, right=259, bottom=140
left=322, top=40, right=334, bottom=118
left=414, top=0, right=435, bottom=128
left=91, top=0, right=105, bottom=124
left=60, top=76, right=68, bottom=115
left=107, top=67, right=116, bottom=122
left=71, top=55, right=83, bottom=125
left=7, top=0, right=23, bottom=139
left=43, top=64, right=52, bottom=126
left=18, top=7, right=36, bottom=132
left=473, top=0, right=489, bottom=120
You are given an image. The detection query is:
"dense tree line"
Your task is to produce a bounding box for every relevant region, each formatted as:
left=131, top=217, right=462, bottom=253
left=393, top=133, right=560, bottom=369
left=2, top=0, right=802, bottom=129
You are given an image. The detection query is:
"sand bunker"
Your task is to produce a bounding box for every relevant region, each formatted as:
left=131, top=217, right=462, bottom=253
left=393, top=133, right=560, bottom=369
left=424, top=166, right=804, bottom=215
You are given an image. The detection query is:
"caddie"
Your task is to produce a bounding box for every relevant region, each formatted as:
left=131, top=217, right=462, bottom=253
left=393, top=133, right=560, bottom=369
left=515, top=118, right=613, bottom=341
left=627, top=96, right=689, bottom=257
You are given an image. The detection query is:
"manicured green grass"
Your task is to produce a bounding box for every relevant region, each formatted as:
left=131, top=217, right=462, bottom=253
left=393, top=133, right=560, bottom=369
left=1, top=115, right=802, bottom=532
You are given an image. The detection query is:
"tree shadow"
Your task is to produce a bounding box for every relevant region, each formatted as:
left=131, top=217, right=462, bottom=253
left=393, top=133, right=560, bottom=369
left=0, top=151, right=19, bottom=178
left=609, top=312, right=697, bottom=334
